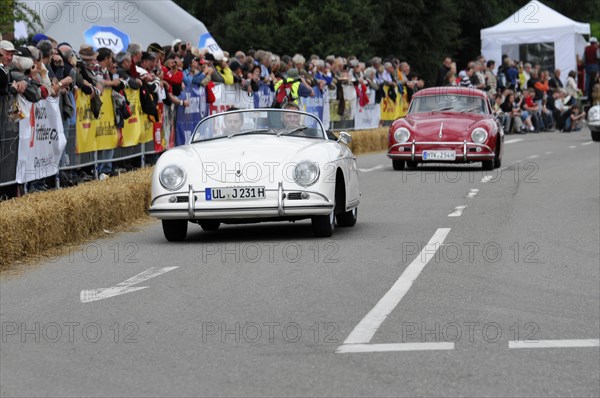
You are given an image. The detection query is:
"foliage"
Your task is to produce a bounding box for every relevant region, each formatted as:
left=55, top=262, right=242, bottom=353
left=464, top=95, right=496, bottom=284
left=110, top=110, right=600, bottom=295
left=0, top=0, right=43, bottom=38
left=174, top=0, right=598, bottom=84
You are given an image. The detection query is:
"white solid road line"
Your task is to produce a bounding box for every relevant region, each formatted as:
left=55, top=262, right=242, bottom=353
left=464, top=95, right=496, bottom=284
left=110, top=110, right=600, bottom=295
left=341, top=228, right=451, bottom=345
left=80, top=267, right=179, bottom=303
left=359, top=164, right=386, bottom=173
left=466, top=188, right=479, bottom=198
left=448, top=206, right=467, bottom=217
left=581, top=141, right=594, bottom=146
left=337, top=342, right=455, bottom=353
left=504, top=138, right=524, bottom=144
left=509, top=339, right=600, bottom=349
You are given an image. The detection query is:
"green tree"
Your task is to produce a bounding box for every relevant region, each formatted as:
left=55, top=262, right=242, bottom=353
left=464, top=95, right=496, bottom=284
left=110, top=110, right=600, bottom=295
left=0, top=0, right=42, bottom=40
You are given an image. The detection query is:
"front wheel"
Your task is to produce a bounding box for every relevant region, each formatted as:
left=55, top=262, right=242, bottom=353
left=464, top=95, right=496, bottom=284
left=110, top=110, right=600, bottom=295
left=200, top=221, right=221, bottom=231
left=337, top=207, right=358, bottom=227
left=312, top=210, right=335, bottom=237
left=482, top=160, right=494, bottom=170
left=592, top=129, right=600, bottom=142
left=392, top=159, right=405, bottom=170
left=162, top=219, right=188, bottom=242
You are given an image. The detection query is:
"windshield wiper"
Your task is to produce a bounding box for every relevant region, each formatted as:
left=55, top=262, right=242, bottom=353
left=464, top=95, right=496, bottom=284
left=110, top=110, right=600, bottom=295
left=432, top=107, right=454, bottom=112
left=277, top=127, right=308, bottom=137
left=461, top=107, right=481, bottom=114
left=228, top=129, right=272, bottom=138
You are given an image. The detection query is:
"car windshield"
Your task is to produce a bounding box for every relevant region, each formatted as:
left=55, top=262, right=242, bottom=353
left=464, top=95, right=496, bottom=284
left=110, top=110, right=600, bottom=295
left=191, top=109, right=326, bottom=143
left=409, top=95, right=489, bottom=115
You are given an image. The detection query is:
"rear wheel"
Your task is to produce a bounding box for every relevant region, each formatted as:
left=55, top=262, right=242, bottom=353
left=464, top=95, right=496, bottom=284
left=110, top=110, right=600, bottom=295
left=392, top=160, right=405, bottom=170
left=162, top=220, right=188, bottom=242
left=406, top=160, right=418, bottom=169
left=200, top=221, right=220, bottom=231
left=312, top=210, right=335, bottom=237
left=336, top=207, right=358, bottom=227
left=592, top=129, right=600, bottom=142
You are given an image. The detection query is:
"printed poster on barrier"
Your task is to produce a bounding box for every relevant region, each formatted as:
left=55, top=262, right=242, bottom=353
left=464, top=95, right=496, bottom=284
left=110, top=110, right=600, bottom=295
left=16, top=98, right=66, bottom=183
left=354, top=89, right=380, bottom=130
left=209, top=83, right=256, bottom=115
left=176, top=85, right=207, bottom=146
left=121, top=88, right=143, bottom=147
left=301, top=87, right=324, bottom=128
left=75, top=89, right=118, bottom=152
left=380, top=86, right=403, bottom=121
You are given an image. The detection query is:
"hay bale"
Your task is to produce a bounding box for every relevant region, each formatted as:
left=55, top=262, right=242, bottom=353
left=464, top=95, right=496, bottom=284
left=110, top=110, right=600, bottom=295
left=0, top=168, right=153, bottom=269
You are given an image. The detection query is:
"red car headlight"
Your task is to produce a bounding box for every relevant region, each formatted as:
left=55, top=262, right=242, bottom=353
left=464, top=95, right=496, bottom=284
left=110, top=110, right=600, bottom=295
left=394, top=127, right=411, bottom=143
left=471, top=128, right=488, bottom=144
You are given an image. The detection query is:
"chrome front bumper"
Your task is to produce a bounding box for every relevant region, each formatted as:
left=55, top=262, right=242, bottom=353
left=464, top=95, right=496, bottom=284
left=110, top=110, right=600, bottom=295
left=149, top=182, right=335, bottom=220
left=387, top=140, right=494, bottom=161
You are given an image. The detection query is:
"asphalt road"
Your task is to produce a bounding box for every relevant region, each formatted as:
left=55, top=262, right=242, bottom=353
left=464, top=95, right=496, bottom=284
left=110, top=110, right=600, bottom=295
left=1, top=128, right=599, bottom=397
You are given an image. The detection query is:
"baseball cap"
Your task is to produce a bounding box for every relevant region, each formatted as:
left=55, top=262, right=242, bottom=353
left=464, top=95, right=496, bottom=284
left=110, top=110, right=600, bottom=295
left=590, top=37, right=598, bottom=43
left=0, top=40, right=18, bottom=53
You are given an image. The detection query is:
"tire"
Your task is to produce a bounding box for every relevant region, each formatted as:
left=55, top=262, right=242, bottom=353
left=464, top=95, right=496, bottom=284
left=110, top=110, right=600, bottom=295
left=312, top=210, right=335, bottom=237
left=493, top=146, right=502, bottom=169
left=406, top=160, right=418, bottom=169
left=392, top=159, right=405, bottom=170
left=482, top=160, right=494, bottom=170
left=162, top=219, right=188, bottom=242
left=336, top=207, right=358, bottom=227
left=494, top=156, right=502, bottom=169
left=592, top=129, right=600, bottom=142
left=200, top=221, right=220, bottom=231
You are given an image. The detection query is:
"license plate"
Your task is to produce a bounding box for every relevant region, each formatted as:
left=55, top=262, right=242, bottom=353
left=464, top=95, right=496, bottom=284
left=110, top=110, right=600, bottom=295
left=423, top=150, right=456, bottom=161
left=206, top=187, right=266, bottom=201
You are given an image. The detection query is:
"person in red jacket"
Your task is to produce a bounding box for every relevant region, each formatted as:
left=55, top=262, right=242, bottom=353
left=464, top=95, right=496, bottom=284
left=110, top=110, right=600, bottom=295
left=583, top=37, right=599, bottom=102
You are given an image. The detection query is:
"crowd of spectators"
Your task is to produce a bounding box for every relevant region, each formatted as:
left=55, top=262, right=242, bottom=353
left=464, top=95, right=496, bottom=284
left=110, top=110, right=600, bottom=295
left=437, top=49, right=599, bottom=134
left=1, top=32, right=599, bottom=197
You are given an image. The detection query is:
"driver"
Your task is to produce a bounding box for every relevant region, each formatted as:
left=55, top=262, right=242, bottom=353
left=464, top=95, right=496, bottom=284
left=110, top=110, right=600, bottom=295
left=281, top=102, right=303, bottom=128
left=223, top=111, right=244, bottom=134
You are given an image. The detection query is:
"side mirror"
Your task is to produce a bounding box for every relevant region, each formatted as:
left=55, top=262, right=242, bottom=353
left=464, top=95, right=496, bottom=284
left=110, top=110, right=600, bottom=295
left=338, top=131, right=352, bottom=145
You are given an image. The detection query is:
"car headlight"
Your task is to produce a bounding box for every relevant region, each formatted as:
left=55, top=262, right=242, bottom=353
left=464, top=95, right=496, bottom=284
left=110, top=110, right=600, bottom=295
left=293, top=161, right=320, bottom=187
left=394, top=127, right=411, bottom=143
left=471, top=128, right=488, bottom=144
left=159, top=165, right=186, bottom=191
left=589, top=107, right=600, bottom=121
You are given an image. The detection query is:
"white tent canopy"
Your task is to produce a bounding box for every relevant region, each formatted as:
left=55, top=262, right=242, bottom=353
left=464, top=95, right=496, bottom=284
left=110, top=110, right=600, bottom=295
left=16, top=0, right=222, bottom=56
left=481, top=0, right=590, bottom=85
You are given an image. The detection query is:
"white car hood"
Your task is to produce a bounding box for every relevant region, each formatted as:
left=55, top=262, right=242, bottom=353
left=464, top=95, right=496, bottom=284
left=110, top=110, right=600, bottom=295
left=191, top=135, right=324, bottom=184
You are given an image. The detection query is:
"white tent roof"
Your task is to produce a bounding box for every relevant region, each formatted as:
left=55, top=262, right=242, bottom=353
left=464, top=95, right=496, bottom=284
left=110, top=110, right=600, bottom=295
left=481, top=0, right=590, bottom=85
left=16, top=0, right=216, bottom=51
left=481, top=0, right=590, bottom=39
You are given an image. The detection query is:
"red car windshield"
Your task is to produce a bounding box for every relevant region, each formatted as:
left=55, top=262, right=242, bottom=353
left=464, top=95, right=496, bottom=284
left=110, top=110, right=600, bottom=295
left=409, top=95, right=489, bottom=115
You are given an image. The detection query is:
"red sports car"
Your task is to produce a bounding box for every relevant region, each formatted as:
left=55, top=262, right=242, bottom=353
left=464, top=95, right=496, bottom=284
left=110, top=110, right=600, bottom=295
left=388, top=87, right=503, bottom=170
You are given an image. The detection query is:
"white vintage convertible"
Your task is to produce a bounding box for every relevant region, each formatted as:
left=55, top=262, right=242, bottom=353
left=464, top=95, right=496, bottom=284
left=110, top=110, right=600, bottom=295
left=149, top=108, right=360, bottom=241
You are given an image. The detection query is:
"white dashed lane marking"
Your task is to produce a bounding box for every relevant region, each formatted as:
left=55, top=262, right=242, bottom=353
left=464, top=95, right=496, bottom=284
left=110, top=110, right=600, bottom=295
left=339, top=228, right=451, bottom=346
left=527, top=155, right=539, bottom=159
left=504, top=138, right=524, bottom=144
left=569, top=145, right=577, bottom=149
left=481, top=176, right=494, bottom=183
left=337, top=342, right=454, bottom=353
left=581, top=141, right=594, bottom=146
left=359, top=165, right=385, bottom=173
left=466, top=189, right=479, bottom=198
left=448, top=206, right=467, bottom=217
left=509, top=339, right=600, bottom=349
